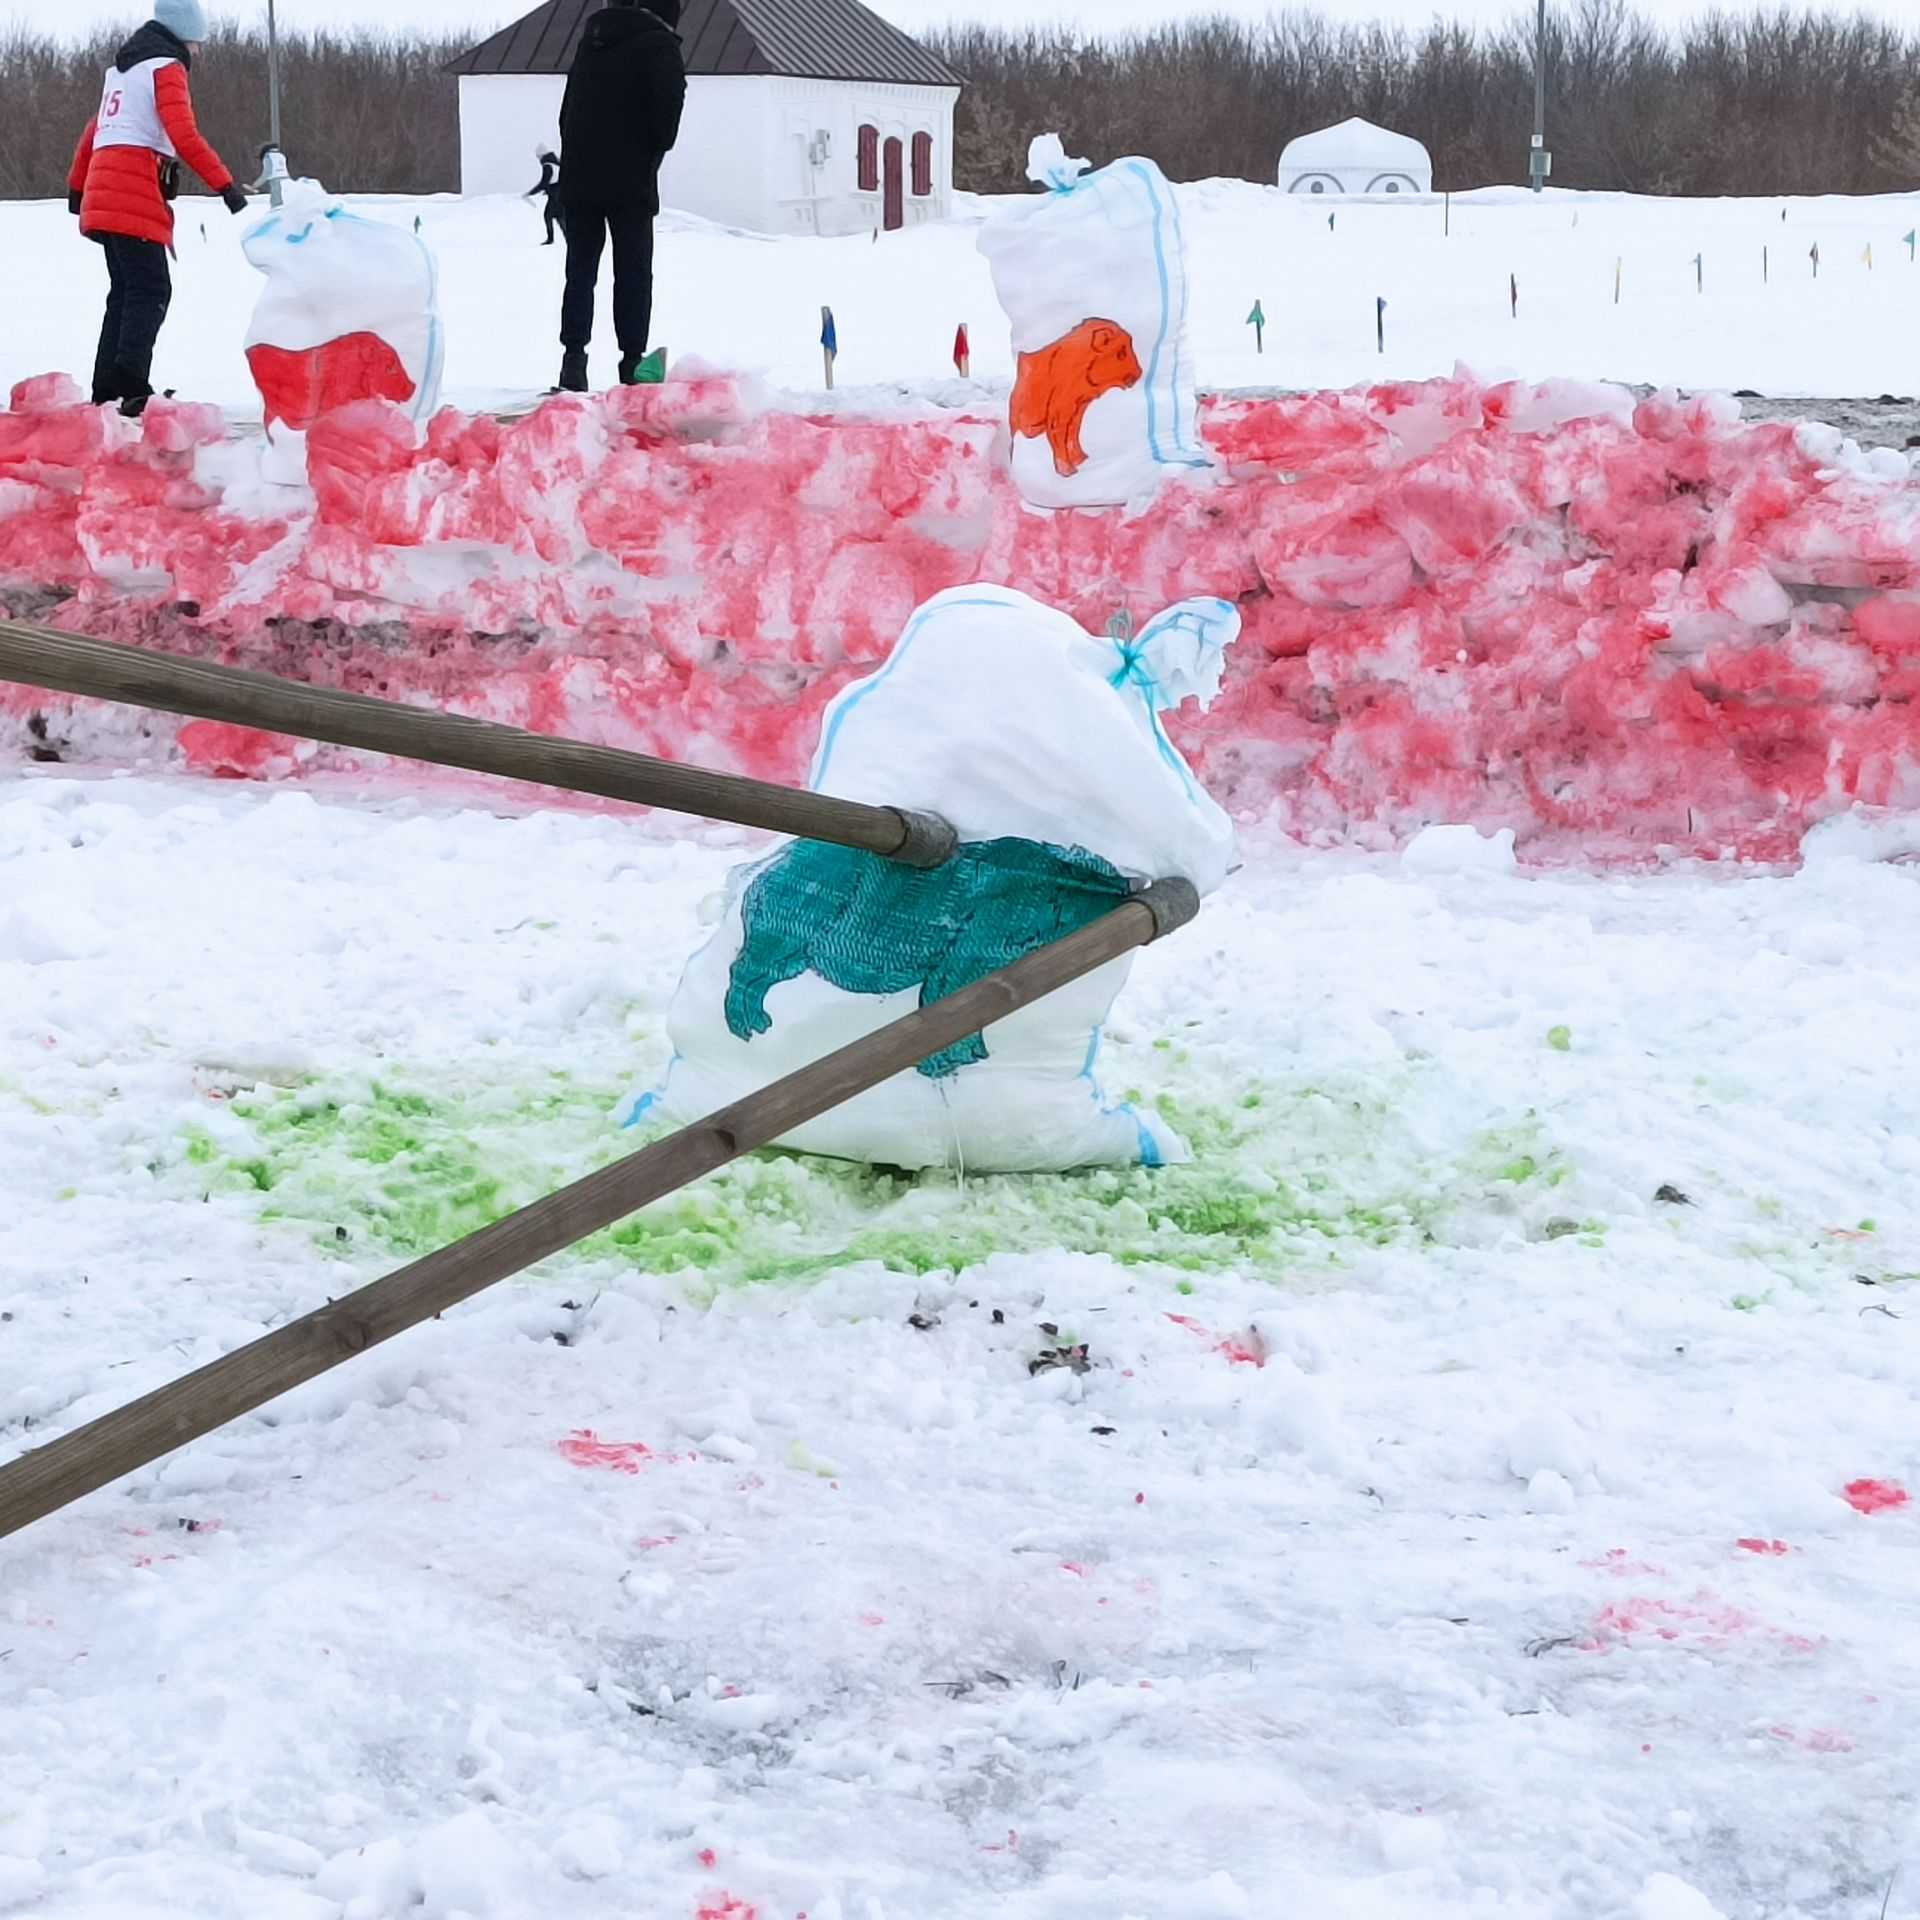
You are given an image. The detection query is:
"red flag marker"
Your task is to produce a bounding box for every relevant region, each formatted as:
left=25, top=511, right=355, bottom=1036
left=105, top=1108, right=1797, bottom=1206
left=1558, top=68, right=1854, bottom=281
left=953, top=323, right=970, bottom=380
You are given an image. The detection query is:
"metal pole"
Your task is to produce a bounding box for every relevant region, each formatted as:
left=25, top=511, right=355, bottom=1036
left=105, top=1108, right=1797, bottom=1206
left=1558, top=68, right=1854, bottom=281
left=1531, top=0, right=1548, bottom=193
left=0, top=880, right=1200, bottom=1543
left=267, top=0, right=282, bottom=150
left=265, top=0, right=285, bottom=207
left=0, top=620, right=958, bottom=868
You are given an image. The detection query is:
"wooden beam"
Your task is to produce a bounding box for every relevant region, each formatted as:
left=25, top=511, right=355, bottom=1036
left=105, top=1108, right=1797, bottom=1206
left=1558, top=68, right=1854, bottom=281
left=0, top=619, right=957, bottom=868
left=0, top=879, right=1200, bottom=1541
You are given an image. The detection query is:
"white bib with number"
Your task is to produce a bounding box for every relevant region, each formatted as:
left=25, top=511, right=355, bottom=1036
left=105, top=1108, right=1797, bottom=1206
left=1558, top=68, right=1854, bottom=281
left=93, top=59, right=179, bottom=158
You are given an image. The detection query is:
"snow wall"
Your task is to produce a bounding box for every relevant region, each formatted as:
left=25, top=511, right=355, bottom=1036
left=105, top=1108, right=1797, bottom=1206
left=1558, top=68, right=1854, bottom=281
left=3, top=368, right=1919, bottom=863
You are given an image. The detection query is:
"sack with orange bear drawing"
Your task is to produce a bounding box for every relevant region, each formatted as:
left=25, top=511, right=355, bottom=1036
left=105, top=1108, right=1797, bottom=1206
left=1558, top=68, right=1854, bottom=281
left=978, top=136, right=1211, bottom=511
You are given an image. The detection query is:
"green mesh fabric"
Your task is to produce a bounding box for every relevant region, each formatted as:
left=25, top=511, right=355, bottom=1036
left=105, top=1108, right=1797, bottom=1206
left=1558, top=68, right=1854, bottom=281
left=725, top=837, right=1131, bottom=1079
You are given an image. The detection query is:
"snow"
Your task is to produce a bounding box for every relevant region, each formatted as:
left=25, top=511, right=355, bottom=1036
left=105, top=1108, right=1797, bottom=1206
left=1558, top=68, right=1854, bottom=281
left=1631, top=1875, right=1730, bottom=1920
left=3, top=772, right=1920, bottom=1916
left=7, top=156, right=1920, bottom=1920
left=9, top=182, right=1920, bottom=410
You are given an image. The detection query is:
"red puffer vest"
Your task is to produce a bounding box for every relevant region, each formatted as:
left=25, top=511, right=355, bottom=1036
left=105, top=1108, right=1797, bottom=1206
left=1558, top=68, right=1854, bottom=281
left=68, top=23, right=234, bottom=249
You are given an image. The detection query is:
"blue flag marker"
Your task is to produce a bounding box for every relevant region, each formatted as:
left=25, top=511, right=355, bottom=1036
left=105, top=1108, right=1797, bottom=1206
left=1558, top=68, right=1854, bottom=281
left=821, top=305, right=838, bottom=390
left=1376, top=296, right=1387, bottom=355
left=1906, top=230, right=1916, bottom=262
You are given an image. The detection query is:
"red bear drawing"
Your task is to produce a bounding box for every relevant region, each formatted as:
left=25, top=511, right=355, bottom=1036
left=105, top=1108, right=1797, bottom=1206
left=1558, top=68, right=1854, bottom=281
left=247, top=332, right=417, bottom=433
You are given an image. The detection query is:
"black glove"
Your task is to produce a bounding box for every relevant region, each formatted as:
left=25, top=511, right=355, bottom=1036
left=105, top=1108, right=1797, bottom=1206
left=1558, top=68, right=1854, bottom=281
left=68, top=190, right=83, bottom=217
left=222, top=185, right=250, bottom=215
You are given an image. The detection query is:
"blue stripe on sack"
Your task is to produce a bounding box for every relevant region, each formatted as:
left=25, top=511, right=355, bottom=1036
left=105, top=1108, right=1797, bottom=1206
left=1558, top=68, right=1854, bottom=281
left=1116, top=160, right=1208, bottom=471
left=1078, top=1028, right=1167, bottom=1169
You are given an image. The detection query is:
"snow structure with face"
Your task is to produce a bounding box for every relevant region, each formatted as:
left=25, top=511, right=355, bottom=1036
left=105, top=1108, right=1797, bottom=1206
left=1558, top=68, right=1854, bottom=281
left=242, top=179, right=444, bottom=486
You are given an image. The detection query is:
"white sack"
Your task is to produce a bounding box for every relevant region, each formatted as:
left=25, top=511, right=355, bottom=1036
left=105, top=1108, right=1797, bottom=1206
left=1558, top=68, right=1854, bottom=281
left=978, top=136, right=1211, bottom=511
left=646, top=586, right=1241, bottom=1173
left=242, top=179, right=444, bottom=486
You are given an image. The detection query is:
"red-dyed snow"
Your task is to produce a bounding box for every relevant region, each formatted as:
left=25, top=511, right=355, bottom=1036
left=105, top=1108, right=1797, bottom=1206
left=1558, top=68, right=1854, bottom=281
left=5, top=373, right=1920, bottom=860
left=1769, top=1725, right=1856, bottom=1753
left=1583, top=1592, right=1822, bottom=1656
left=1166, top=1311, right=1267, bottom=1367
left=695, top=1898, right=757, bottom=1920
left=1736, top=1538, right=1794, bottom=1555
left=558, top=1430, right=656, bottom=1474
left=1843, top=1478, right=1911, bottom=1514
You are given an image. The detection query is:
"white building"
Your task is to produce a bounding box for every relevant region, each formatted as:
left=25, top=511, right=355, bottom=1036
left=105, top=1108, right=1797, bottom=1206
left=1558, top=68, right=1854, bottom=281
left=1279, top=118, right=1434, bottom=197
left=449, top=0, right=963, bottom=239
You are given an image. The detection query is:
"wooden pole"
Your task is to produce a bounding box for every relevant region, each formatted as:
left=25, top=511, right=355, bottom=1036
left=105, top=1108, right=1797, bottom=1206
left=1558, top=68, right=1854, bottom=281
left=0, top=879, right=1200, bottom=1542
left=0, top=620, right=956, bottom=868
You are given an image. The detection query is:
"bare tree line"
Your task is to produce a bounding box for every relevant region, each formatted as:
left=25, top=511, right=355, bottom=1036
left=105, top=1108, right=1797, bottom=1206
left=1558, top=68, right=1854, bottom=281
left=0, top=23, right=467, bottom=199
left=3, top=5, right=1920, bottom=202
left=933, top=4, right=1920, bottom=197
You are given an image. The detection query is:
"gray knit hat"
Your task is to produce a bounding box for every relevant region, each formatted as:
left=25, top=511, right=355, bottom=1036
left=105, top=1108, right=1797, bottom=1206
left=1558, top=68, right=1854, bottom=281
left=153, top=0, right=210, bottom=40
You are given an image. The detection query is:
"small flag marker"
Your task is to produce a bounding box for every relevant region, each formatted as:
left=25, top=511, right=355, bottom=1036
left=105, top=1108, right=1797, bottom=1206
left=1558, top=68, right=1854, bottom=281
left=1376, top=296, right=1386, bottom=355
left=1764, top=246, right=1769, bottom=283
left=1614, top=258, right=1622, bottom=305
left=821, top=306, right=838, bottom=390
left=1247, top=299, right=1266, bottom=353
left=1863, top=243, right=1874, bottom=270
left=1510, top=273, right=1518, bottom=317
left=1810, top=242, right=1820, bottom=277
left=1329, top=212, right=1336, bottom=232
left=1906, top=229, right=1917, bottom=262
left=953, top=323, right=970, bottom=379
left=1693, top=253, right=1703, bottom=293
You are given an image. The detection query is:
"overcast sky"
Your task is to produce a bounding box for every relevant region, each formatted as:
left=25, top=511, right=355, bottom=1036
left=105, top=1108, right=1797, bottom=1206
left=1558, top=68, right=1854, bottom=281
left=12, top=0, right=1920, bottom=38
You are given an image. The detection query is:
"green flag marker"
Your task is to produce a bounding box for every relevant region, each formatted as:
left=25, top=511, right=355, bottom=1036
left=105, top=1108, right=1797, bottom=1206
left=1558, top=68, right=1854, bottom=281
left=1247, top=300, right=1266, bottom=353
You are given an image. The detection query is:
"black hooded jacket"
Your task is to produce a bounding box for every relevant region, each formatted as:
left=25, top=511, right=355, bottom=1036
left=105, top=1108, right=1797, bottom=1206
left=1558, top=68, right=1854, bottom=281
left=559, top=5, right=688, bottom=212
left=117, top=20, right=194, bottom=70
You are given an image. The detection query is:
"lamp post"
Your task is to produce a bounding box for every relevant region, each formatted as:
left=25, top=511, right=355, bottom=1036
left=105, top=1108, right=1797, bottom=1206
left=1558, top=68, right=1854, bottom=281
left=1530, top=0, right=1552, bottom=193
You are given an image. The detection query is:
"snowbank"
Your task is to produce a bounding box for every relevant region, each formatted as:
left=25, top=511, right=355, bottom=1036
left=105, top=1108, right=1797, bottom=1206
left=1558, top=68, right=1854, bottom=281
left=4, top=367, right=1919, bottom=860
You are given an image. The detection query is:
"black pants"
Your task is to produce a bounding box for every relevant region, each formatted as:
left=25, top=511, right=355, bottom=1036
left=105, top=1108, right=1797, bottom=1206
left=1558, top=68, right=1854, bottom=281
left=542, top=197, right=566, bottom=246
left=560, top=203, right=655, bottom=361
left=91, top=234, right=173, bottom=406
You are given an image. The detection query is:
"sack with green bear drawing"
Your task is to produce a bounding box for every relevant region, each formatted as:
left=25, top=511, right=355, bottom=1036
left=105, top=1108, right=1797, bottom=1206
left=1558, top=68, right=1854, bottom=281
left=639, top=585, right=1240, bottom=1173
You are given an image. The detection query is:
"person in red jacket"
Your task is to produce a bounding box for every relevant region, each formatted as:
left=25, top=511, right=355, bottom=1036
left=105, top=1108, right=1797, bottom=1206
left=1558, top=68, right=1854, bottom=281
left=67, top=0, right=249, bottom=416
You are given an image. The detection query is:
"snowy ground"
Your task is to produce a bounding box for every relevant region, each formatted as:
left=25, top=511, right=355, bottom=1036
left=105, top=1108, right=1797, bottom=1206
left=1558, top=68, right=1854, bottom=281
left=4, top=773, right=1920, bottom=1918
left=9, top=181, right=1920, bottom=416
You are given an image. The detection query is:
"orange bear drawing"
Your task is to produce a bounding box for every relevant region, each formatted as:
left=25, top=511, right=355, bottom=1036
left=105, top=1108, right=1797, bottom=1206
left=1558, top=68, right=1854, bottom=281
left=1009, top=318, right=1143, bottom=478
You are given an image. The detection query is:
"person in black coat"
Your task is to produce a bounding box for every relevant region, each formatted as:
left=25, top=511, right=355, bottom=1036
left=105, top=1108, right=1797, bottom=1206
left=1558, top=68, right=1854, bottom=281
left=528, top=148, right=565, bottom=245
left=555, top=0, right=687, bottom=390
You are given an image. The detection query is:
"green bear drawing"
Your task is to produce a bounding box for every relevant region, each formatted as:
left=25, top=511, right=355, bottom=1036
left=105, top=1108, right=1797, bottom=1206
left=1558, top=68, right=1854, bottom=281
left=725, top=837, right=1131, bottom=1079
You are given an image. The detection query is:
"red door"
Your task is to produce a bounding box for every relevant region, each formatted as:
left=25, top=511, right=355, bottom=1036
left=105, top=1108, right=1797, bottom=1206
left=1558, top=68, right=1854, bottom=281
left=883, top=137, right=904, bottom=232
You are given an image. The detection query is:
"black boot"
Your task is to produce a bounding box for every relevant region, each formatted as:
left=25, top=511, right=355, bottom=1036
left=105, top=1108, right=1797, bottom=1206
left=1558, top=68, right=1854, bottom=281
left=555, top=349, right=589, bottom=394
left=117, top=387, right=174, bottom=419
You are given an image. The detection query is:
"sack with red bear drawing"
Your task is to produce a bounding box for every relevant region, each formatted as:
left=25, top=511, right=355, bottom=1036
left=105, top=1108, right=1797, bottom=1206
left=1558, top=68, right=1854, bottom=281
left=243, top=180, right=444, bottom=486
left=978, top=135, right=1211, bottom=512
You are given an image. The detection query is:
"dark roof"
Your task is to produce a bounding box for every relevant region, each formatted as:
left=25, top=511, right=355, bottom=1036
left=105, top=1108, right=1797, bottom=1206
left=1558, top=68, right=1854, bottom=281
left=447, top=0, right=961, bottom=87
